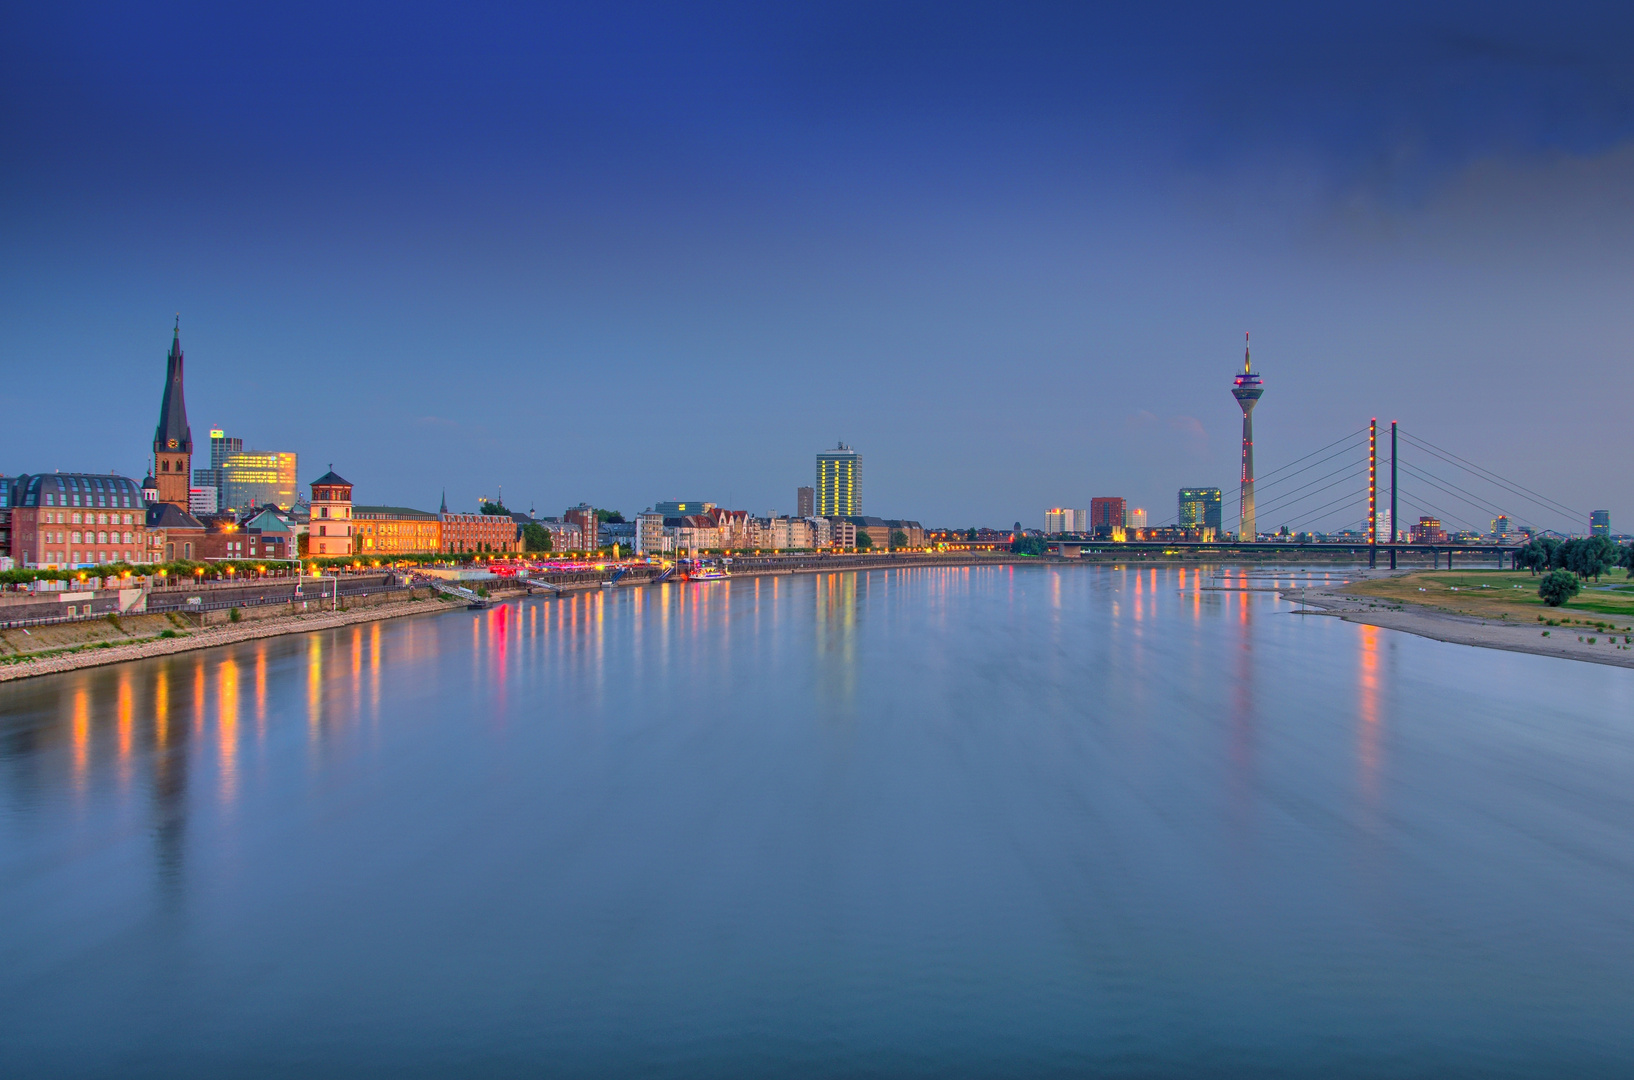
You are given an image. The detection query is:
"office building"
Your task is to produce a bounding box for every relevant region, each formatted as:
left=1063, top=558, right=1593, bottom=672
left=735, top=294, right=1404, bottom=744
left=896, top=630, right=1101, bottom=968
left=634, top=511, right=667, bottom=555
left=1090, top=498, right=1126, bottom=534
left=1044, top=508, right=1086, bottom=535
left=308, top=469, right=353, bottom=557
left=1129, top=508, right=1148, bottom=529
left=1591, top=510, right=1610, bottom=538
left=1409, top=516, right=1448, bottom=544
left=1489, top=515, right=1509, bottom=540
left=816, top=443, right=860, bottom=517
left=1231, top=334, right=1265, bottom=538
left=655, top=500, right=714, bottom=518
left=193, top=427, right=298, bottom=511
left=189, top=487, right=218, bottom=516
left=796, top=486, right=814, bottom=519
left=1179, top=488, right=1222, bottom=533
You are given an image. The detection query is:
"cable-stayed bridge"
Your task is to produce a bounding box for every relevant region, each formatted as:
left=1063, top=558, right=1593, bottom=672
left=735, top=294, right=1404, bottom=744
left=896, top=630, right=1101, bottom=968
left=1056, top=419, right=1584, bottom=568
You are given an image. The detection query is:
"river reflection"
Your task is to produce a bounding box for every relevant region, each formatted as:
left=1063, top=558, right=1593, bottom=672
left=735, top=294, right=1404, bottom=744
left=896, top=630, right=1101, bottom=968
left=2, top=565, right=1634, bottom=1078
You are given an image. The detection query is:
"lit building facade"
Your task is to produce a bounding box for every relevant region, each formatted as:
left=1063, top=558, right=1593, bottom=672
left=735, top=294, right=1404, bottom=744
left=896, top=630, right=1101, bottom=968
left=1591, top=510, right=1610, bottom=538
left=1129, top=508, right=1148, bottom=529
left=1044, top=508, right=1086, bottom=535
left=354, top=506, right=441, bottom=555
left=308, top=470, right=353, bottom=557
left=816, top=444, right=860, bottom=517
left=1090, top=498, right=1126, bottom=534
left=1409, top=516, right=1448, bottom=544
left=440, top=501, right=519, bottom=554
left=564, top=504, right=599, bottom=551
left=7, top=474, right=151, bottom=568
left=221, top=450, right=299, bottom=510
left=1178, top=488, right=1222, bottom=533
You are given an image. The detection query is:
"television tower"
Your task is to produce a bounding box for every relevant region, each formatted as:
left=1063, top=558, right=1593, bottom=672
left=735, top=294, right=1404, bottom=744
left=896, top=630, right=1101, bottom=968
left=1231, top=333, right=1265, bottom=539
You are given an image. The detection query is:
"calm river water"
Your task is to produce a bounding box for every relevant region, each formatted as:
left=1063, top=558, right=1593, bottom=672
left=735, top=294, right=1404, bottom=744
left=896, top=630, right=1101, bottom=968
left=3, top=565, right=1633, bottom=1077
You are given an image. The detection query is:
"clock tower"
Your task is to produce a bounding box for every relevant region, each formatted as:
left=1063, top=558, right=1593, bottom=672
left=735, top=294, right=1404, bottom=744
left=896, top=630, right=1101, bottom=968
left=152, top=318, right=194, bottom=511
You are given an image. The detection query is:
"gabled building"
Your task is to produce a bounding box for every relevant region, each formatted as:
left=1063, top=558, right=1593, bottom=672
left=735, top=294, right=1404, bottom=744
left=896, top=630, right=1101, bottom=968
left=308, top=469, right=354, bottom=557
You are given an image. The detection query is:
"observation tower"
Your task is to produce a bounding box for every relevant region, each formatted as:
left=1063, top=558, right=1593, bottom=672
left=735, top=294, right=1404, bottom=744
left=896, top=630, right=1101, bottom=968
left=1231, top=333, right=1265, bottom=539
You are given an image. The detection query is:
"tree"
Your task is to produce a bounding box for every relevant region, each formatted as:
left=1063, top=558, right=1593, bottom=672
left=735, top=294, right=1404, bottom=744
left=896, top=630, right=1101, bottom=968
left=1011, top=536, right=1049, bottom=556
left=479, top=501, right=507, bottom=515
left=595, top=509, right=625, bottom=523
left=1538, top=569, right=1581, bottom=606
left=855, top=530, right=874, bottom=550
left=522, top=523, right=552, bottom=552
left=966, top=527, right=977, bottom=542
left=1620, top=541, right=1634, bottom=578
left=1518, top=539, right=1551, bottom=575
left=1571, top=536, right=1618, bottom=581
left=890, top=530, right=908, bottom=549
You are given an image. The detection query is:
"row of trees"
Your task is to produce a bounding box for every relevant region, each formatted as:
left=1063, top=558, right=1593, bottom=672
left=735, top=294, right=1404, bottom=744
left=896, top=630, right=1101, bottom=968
left=1517, top=537, right=1632, bottom=582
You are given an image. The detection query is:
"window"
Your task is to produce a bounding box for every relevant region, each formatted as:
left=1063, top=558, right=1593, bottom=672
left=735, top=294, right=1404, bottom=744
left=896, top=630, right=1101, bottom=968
left=73, top=513, right=81, bottom=524
left=321, top=507, right=329, bottom=518
left=72, top=531, right=82, bottom=544
left=318, top=525, right=326, bottom=536
left=45, top=494, right=54, bottom=506
left=161, top=460, right=169, bottom=472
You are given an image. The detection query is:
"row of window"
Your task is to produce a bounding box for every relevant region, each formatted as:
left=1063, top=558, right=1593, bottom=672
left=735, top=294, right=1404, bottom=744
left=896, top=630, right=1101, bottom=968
left=33, top=511, right=136, bottom=526
left=35, top=530, right=138, bottom=545
left=34, top=550, right=141, bottom=566
left=38, top=493, right=138, bottom=508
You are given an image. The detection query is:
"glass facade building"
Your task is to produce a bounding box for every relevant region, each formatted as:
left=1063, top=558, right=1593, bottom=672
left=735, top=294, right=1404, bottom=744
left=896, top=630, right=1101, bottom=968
left=191, top=429, right=297, bottom=511
left=816, top=444, right=860, bottom=517
left=222, top=450, right=299, bottom=510
left=1178, top=488, right=1222, bottom=532
left=1591, top=510, right=1610, bottom=538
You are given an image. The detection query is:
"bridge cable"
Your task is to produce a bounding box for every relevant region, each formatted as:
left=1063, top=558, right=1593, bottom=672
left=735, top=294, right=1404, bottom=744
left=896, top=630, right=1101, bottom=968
left=1250, top=460, right=1371, bottom=523
left=1396, top=461, right=1533, bottom=530
left=1398, top=430, right=1582, bottom=522
left=1281, top=488, right=1372, bottom=533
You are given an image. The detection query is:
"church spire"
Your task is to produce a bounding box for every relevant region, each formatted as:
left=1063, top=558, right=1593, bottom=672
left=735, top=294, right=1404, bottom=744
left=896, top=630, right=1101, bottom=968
left=440, top=489, right=448, bottom=514
left=154, top=317, right=193, bottom=456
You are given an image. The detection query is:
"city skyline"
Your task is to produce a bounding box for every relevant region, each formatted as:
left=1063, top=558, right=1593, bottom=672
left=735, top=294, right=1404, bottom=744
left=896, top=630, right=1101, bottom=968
left=2, top=6, right=1631, bottom=530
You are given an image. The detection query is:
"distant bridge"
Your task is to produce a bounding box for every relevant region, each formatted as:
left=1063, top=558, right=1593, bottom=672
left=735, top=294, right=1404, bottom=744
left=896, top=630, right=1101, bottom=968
left=1049, top=539, right=1520, bottom=570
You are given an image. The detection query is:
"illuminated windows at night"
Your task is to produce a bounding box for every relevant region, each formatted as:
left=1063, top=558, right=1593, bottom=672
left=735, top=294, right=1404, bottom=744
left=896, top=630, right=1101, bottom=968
left=816, top=443, right=860, bottom=517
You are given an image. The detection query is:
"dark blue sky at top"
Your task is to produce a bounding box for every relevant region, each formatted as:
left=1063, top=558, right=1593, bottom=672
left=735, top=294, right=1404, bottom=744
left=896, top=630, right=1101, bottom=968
left=3, top=2, right=1632, bottom=532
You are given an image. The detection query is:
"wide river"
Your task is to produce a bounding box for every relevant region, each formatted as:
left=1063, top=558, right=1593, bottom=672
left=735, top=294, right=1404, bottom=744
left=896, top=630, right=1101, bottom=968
left=3, top=565, right=1633, bottom=1077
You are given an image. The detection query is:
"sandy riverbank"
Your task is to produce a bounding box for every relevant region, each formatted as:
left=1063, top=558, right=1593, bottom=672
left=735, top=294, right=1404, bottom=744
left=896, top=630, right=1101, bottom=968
left=1285, top=572, right=1634, bottom=669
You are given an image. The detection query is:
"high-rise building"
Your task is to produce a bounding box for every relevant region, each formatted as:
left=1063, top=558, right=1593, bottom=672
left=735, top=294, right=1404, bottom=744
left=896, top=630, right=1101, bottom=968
left=195, top=427, right=299, bottom=511
left=1179, top=488, right=1222, bottom=532
left=796, top=486, right=814, bottom=519
left=1591, top=510, right=1610, bottom=538
left=1490, top=515, right=1509, bottom=540
left=816, top=443, right=860, bottom=517
left=1044, top=508, right=1085, bottom=535
left=151, top=319, right=193, bottom=511
left=189, top=487, right=218, bottom=516
left=1231, top=334, right=1265, bottom=538
left=221, top=450, right=299, bottom=510
left=1129, top=508, right=1148, bottom=529
left=1090, top=497, right=1126, bottom=534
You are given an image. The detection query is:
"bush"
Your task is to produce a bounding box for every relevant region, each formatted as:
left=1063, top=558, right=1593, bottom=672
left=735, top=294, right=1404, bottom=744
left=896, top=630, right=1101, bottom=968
left=1538, top=569, right=1581, bottom=607
left=229, top=607, right=241, bottom=623
left=159, top=629, right=178, bottom=639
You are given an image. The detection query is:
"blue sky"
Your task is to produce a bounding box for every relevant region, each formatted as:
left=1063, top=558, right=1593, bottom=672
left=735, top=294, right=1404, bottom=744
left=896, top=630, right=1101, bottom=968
left=3, top=2, right=1631, bottom=532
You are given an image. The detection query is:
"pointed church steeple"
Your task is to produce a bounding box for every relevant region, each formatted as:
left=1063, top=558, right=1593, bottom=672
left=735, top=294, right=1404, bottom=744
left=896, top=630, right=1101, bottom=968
left=439, top=489, right=448, bottom=514
left=152, top=317, right=195, bottom=510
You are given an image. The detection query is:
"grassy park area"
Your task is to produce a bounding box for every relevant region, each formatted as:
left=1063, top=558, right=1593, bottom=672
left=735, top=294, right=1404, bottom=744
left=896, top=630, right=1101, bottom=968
left=1347, top=569, right=1634, bottom=629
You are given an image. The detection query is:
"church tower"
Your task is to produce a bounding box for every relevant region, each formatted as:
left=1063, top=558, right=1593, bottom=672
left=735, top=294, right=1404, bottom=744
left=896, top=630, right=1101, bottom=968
left=152, top=318, right=194, bottom=510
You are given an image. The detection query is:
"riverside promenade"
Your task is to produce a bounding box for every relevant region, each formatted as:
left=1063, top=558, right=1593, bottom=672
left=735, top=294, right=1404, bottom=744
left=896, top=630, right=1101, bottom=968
left=0, top=553, right=1051, bottom=682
